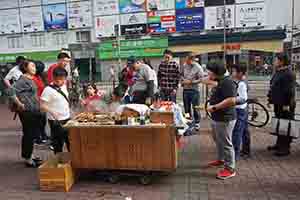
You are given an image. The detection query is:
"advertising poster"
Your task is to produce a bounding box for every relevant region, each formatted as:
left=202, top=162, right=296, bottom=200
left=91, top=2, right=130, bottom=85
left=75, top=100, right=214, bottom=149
left=0, top=9, right=21, bottom=34
left=43, top=4, right=68, bottom=30
left=20, top=6, right=44, bottom=32
left=119, top=0, right=147, bottom=13
left=205, top=0, right=235, bottom=7
left=93, top=0, right=119, bottom=16
left=236, top=2, right=265, bottom=27
left=95, top=15, right=119, bottom=37
left=176, top=0, right=204, bottom=9
left=120, top=12, right=147, bottom=35
left=68, top=1, right=92, bottom=29
left=205, top=5, right=235, bottom=30
left=176, top=7, right=204, bottom=32
left=147, top=0, right=175, bottom=11
left=42, top=0, right=65, bottom=4
left=19, top=0, right=41, bottom=7
left=148, top=10, right=176, bottom=33
left=0, top=0, right=18, bottom=9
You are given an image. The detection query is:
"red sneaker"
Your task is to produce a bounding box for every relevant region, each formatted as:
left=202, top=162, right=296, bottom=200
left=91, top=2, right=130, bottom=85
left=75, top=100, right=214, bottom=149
left=217, top=168, right=236, bottom=180
left=208, top=160, right=224, bottom=167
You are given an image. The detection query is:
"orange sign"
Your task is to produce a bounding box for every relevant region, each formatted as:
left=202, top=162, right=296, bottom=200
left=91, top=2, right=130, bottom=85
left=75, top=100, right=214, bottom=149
left=221, top=43, right=241, bottom=51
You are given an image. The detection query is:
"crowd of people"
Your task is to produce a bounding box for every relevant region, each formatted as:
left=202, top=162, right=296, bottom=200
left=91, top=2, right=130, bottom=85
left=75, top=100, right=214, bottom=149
left=1, top=49, right=297, bottom=182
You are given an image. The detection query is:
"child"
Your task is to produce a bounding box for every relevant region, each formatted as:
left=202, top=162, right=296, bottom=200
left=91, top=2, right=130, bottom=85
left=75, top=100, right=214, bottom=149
left=40, top=67, right=70, bottom=154
left=231, top=64, right=249, bottom=160
left=81, top=83, right=103, bottom=112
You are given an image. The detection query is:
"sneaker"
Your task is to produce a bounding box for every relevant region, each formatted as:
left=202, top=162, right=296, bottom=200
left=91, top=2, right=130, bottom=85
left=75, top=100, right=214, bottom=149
left=217, top=168, right=236, bottom=180
left=274, top=150, right=290, bottom=157
left=49, top=145, right=55, bottom=151
left=208, top=160, right=224, bottom=167
left=267, top=145, right=278, bottom=151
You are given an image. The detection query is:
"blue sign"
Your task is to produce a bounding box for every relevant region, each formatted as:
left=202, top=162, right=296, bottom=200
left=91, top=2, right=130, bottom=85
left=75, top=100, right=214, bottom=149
left=176, top=8, right=204, bottom=32
left=43, top=4, right=67, bottom=30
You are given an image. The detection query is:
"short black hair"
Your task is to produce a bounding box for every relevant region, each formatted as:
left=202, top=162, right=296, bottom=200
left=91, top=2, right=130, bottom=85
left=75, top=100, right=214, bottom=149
left=53, top=67, right=68, bottom=78
left=163, top=49, right=173, bottom=56
left=276, top=53, right=289, bottom=66
left=16, top=56, right=26, bottom=65
left=19, top=60, right=34, bottom=74
left=34, top=60, right=45, bottom=76
left=206, top=63, right=227, bottom=76
left=57, top=52, right=70, bottom=60
left=231, top=64, right=247, bottom=75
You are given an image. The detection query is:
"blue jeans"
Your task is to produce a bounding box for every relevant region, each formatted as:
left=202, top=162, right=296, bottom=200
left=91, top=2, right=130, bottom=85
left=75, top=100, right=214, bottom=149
left=232, top=108, right=248, bottom=160
left=160, top=90, right=177, bottom=103
left=183, top=89, right=200, bottom=123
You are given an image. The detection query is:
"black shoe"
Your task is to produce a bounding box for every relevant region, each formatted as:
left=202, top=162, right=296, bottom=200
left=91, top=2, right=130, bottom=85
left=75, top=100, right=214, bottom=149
left=49, top=145, right=55, bottom=151
left=267, top=145, right=278, bottom=151
left=274, top=150, right=290, bottom=157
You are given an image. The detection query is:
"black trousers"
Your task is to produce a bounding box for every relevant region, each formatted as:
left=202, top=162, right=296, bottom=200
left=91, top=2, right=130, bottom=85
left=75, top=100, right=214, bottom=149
left=18, top=111, right=40, bottom=159
left=132, top=91, right=147, bottom=104
left=274, top=104, right=295, bottom=152
left=37, top=112, right=47, bottom=140
left=48, top=119, right=70, bottom=154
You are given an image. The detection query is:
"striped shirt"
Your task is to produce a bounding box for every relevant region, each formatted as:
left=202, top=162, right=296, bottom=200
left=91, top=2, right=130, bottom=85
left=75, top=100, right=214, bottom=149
left=157, top=60, right=180, bottom=91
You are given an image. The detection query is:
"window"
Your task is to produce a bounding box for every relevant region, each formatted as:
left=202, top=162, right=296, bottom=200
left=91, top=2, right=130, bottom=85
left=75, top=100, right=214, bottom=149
left=52, top=32, right=67, bottom=46
left=8, top=36, right=23, bottom=49
left=76, top=31, right=91, bottom=43
left=30, top=34, right=45, bottom=47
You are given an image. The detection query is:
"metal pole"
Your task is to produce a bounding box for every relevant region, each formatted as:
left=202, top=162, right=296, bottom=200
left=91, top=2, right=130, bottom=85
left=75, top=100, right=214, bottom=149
left=117, top=16, right=122, bottom=76
left=291, top=0, right=295, bottom=67
left=223, top=0, right=227, bottom=68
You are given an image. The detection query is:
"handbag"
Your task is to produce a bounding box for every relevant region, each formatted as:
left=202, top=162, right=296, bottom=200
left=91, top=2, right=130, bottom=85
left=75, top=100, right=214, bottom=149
left=271, top=117, right=300, bottom=139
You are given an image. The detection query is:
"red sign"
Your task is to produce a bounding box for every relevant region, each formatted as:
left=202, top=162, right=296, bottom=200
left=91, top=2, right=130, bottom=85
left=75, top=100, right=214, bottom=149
left=221, top=43, right=241, bottom=51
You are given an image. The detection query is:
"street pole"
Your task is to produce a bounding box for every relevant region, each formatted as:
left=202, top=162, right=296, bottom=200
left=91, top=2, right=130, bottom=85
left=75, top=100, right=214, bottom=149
left=223, top=0, right=227, bottom=68
left=291, top=0, right=295, bottom=68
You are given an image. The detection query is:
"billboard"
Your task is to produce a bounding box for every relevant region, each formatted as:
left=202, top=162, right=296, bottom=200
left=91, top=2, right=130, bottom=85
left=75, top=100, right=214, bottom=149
left=147, top=10, right=176, bottom=33
left=176, top=0, right=204, bottom=9
left=205, top=0, right=235, bottom=7
left=176, top=7, right=204, bottom=32
left=147, top=0, right=175, bottom=11
left=120, top=12, right=147, bottom=35
left=43, top=4, right=68, bottom=30
left=205, top=5, right=235, bottom=29
left=20, top=6, right=44, bottom=32
left=0, top=0, right=18, bottom=9
left=236, top=2, right=265, bottom=27
left=119, top=0, right=147, bottom=13
left=19, top=0, right=41, bottom=7
left=0, top=9, right=21, bottom=34
left=93, top=0, right=119, bottom=16
left=95, top=15, right=119, bottom=37
left=68, top=1, right=92, bottom=29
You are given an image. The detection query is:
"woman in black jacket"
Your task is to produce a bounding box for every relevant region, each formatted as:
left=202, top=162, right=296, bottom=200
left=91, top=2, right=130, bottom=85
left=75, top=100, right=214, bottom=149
left=267, top=54, right=296, bottom=156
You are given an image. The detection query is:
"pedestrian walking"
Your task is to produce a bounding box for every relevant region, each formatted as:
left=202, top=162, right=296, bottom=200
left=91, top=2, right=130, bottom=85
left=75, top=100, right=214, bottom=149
left=267, top=54, right=296, bottom=156
left=157, top=50, right=180, bottom=102
left=206, top=63, right=237, bottom=180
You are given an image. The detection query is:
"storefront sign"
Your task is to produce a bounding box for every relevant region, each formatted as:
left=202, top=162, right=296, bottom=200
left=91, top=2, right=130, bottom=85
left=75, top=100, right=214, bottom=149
left=221, top=43, right=241, bottom=52
left=120, top=13, right=147, bottom=35
left=93, top=0, right=119, bottom=16
left=119, top=0, right=147, bottom=13
left=68, top=1, right=92, bottom=29
left=0, top=51, right=60, bottom=63
left=176, top=7, right=204, bottom=32
left=205, top=5, right=235, bottom=30
left=20, top=6, right=44, bottom=32
left=148, top=10, right=176, bottom=33
left=236, top=2, right=265, bottom=28
left=42, top=3, right=68, bottom=30
left=176, top=0, right=204, bottom=9
left=95, top=15, right=119, bottom=38
left=99, top=48, right=166, bottom=59
left=147, top=0, right=175, bottom=11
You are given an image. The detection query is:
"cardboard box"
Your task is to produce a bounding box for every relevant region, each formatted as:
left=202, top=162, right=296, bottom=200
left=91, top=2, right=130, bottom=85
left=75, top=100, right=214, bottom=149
left=150, top=111, right=174, bottom=125
left=38, top=153, right=75, bottom=192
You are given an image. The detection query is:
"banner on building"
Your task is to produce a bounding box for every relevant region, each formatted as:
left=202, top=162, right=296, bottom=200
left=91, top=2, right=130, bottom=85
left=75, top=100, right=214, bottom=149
left=95, top=15, right=119, bottom=37
left=19, top=0, right=41, bottom=7
left=42, top=0, right=65, bottom=4
left=0, top=0, right=18, bottom=9
left=0, top=9, right=21, bottom=34
left=120, top=12, right=147, bottom=35
left=68, top=1, right=92, bottom=29
left=176, top=7, right=204, bottom=32
left=147, top=0, right=175, bottom=11
left=236, top=2, right=265, bottom=27
left=20, top=6, right=44, bottom=32
left=119, top=0, right=147, bottom=13
left=148, top=10, right=176, bottom=33
left=43, top=4, right=68, bottom=30
left=205, top=5, right=235, bottom=30
left=205, top=0, right=235, bottom=7
left=93, top=0, right=119, bottom=16
left=176, top=0, right=204, bottom=9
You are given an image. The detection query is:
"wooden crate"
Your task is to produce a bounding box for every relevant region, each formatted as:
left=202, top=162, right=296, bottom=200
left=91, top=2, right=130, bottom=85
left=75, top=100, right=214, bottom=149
left=150, top=111, right=174, bottom=125
left=38, top=153, right=75, bottom=192
left=68, top=125, right=177, bottom=172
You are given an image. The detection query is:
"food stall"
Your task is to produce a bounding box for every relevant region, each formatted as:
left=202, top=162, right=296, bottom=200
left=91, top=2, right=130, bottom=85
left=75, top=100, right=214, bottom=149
left=65, top=105, right=180, bottom=185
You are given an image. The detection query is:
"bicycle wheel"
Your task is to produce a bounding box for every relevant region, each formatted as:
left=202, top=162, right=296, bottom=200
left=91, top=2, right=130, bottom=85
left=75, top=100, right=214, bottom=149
left=205, top=100, right=212, bottom=119
left=247, top=99, right=270, bottom=128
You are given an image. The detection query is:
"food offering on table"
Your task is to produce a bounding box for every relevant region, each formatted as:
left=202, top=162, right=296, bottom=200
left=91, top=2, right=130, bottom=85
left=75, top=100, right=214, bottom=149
left=73, top=112, right=115, bottom=125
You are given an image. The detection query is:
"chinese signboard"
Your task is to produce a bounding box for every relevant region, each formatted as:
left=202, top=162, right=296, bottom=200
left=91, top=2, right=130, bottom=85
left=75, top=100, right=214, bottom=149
left=148, top=10, right=176, bottom=33
left=176, top=7, right=204, bottom=32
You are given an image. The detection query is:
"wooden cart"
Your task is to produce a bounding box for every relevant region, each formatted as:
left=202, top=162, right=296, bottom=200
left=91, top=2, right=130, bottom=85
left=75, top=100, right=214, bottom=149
left=66, top=123, right=177, bottom=184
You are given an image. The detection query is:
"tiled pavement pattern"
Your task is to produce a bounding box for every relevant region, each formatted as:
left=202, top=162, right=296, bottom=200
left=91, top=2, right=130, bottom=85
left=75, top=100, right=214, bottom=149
left=0, top=104, right=300, bottom=199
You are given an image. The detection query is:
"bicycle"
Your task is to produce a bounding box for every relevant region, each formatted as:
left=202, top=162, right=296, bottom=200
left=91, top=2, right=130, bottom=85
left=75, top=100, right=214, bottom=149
left=204, top=98, right=270, bottom=128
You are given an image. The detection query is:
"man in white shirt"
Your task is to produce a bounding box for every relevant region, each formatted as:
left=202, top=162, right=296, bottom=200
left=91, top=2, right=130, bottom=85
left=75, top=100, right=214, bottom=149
left=4, top=56, right=26, bottom=88
left=41, top=67, right=70, bottom=154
